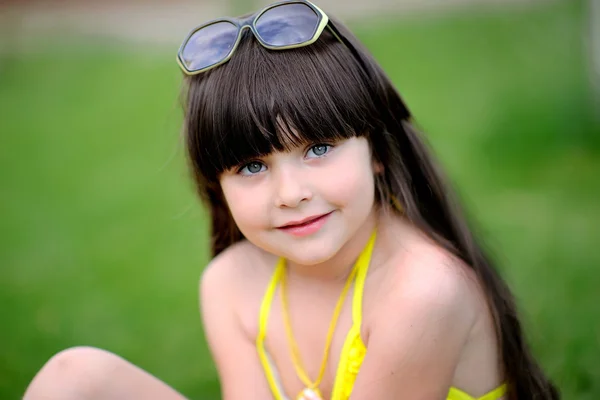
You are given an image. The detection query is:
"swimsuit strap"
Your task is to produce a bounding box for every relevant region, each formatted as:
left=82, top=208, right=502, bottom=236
left=352, top=230, right=377, bottom=326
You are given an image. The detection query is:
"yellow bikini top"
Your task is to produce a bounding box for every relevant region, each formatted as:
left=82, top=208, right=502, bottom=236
left=255, top=232, right=507, bottom=400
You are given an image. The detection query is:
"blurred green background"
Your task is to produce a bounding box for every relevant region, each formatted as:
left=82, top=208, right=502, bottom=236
left=1, top=0, right=599, bottom=398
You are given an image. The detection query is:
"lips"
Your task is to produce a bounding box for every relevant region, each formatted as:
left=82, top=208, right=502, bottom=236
left=277, top=211, right=333, bottom=237
left=278, top=213, right=330, bottom=228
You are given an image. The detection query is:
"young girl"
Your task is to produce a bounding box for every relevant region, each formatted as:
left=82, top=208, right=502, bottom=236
left=24, top=1, right=559, bottom=399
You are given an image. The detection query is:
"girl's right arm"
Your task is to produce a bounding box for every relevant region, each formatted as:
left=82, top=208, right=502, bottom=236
left=200, top=252, right=273, bottom=400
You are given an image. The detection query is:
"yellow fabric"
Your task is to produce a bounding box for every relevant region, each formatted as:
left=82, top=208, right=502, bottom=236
left=257, top=260, right=286, bottom=400
left=447, top=384, right=508, bottom=400
left=281, top=247, right=360, bottom=392
left=256, top=233, right=507, bottom=400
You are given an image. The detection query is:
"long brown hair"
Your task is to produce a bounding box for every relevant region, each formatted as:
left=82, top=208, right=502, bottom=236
left=182, top=15, right=559, bottom=400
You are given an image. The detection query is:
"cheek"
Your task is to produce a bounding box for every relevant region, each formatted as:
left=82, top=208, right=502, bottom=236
left=318, top=154, right=375, bottom=208
left=220, top=179, right=270, bottom=232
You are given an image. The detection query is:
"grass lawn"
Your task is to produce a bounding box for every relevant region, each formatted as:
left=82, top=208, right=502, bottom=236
left=1, top=0, right=598, bottom=398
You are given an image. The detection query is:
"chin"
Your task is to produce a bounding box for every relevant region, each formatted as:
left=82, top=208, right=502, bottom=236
left=280, top=235, right=343, bottom=266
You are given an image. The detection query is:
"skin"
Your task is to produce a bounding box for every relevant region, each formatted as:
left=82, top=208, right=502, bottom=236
left=23, top=137, right=503, bottom=400
left=219, top=137, right=379, bottom=277
left=204, top=136, right=504, bottom=399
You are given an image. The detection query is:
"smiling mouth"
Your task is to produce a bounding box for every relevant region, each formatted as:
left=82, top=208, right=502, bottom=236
left=279, top=212, right=332, bottom=228
left=277, top=211, right=334, bottom=237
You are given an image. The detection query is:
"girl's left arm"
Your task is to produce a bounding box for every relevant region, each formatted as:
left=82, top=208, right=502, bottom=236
left=350, top=253, right=479, bottom=399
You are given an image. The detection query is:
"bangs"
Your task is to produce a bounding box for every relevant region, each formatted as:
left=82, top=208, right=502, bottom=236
left=185, top=29, right=381, bottom=180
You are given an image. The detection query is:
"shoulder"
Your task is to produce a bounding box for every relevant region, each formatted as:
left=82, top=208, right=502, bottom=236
left=200, top=240, right=277, bottom=334
left=368, top=230, right=482, bottom=338
left=398, top=244, right=476, bottom=307
left=200, top=239, right=273, bottom=298
left=198, top=241, right=283, bottom=399
left=350, top=226, right=490, bottom=398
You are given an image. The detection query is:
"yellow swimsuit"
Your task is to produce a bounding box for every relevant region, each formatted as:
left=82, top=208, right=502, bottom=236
left=256, top=234, right=507, bottom=400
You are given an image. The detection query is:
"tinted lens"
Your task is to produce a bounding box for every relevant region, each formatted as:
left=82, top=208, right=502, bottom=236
left=181, top=21, right=239, bottom=71
left=255, top=3, right=320, bottom=47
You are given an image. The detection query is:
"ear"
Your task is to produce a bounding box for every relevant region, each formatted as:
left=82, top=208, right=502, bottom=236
left=373, top=160, right=384, bottom=174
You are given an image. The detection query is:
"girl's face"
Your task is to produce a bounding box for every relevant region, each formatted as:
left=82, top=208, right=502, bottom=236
left=219, top=136, right=377, bottom=265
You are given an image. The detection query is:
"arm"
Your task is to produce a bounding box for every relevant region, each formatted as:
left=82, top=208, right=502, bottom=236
left=200, top=254, right=273, bottom=400
left=350, top=253, right=478, bottom=400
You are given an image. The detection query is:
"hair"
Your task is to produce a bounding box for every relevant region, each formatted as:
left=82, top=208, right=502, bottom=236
left=181, top=14, right=559, bottom=400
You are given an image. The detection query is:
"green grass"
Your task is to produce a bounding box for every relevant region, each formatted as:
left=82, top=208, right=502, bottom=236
left=1, top=1, right=598, bottom=398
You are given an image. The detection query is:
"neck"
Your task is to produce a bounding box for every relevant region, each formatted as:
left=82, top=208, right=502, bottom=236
left=285, top=207, right=380, bottom=284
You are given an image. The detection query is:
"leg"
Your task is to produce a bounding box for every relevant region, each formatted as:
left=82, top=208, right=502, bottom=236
left=23, top=346, right=188, bottom=400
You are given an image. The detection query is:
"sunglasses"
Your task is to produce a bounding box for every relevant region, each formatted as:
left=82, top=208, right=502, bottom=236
left=176, top=0, right=347, bottom=75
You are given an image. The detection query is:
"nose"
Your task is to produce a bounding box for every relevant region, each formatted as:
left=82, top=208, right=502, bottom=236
left=273, top=165, right=312, bottom=208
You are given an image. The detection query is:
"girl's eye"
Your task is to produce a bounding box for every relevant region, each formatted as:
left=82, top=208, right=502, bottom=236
left=306, top=144, right=331, bottom=158
left=239, top=161, right=266, bottom=176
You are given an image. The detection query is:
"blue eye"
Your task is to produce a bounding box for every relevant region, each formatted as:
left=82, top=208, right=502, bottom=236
left=239, top=161, right=266, bottom=176
left=306, top=144, right=331, bottom=158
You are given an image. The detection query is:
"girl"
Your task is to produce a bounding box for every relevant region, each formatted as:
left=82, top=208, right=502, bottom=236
left=24, top=1, right=559, bottom=399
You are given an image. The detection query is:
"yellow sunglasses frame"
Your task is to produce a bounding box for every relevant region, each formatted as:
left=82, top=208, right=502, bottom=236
left=176, top=0, right=344, bottom=75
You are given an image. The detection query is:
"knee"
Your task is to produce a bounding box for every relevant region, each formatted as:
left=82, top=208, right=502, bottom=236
left=24, top=346, right=123, bottom=399
left=45, top=346, right=121, bottom=380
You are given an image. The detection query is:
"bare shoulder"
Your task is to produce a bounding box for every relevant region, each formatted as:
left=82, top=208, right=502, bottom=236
left=200, top=240, right=273, bottom=298
left=351, top=225, right=493, bottom=398
left=367, top=227, right=484, bottom=336
left=200, top=240, right=277, bottom=335
left=398, top=241, right=479, bottom=306
left=199, top=241, right=279, bottom=399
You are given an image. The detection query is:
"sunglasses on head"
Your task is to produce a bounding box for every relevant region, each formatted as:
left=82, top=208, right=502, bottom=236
left=176, top=0, right=347, bottom=75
